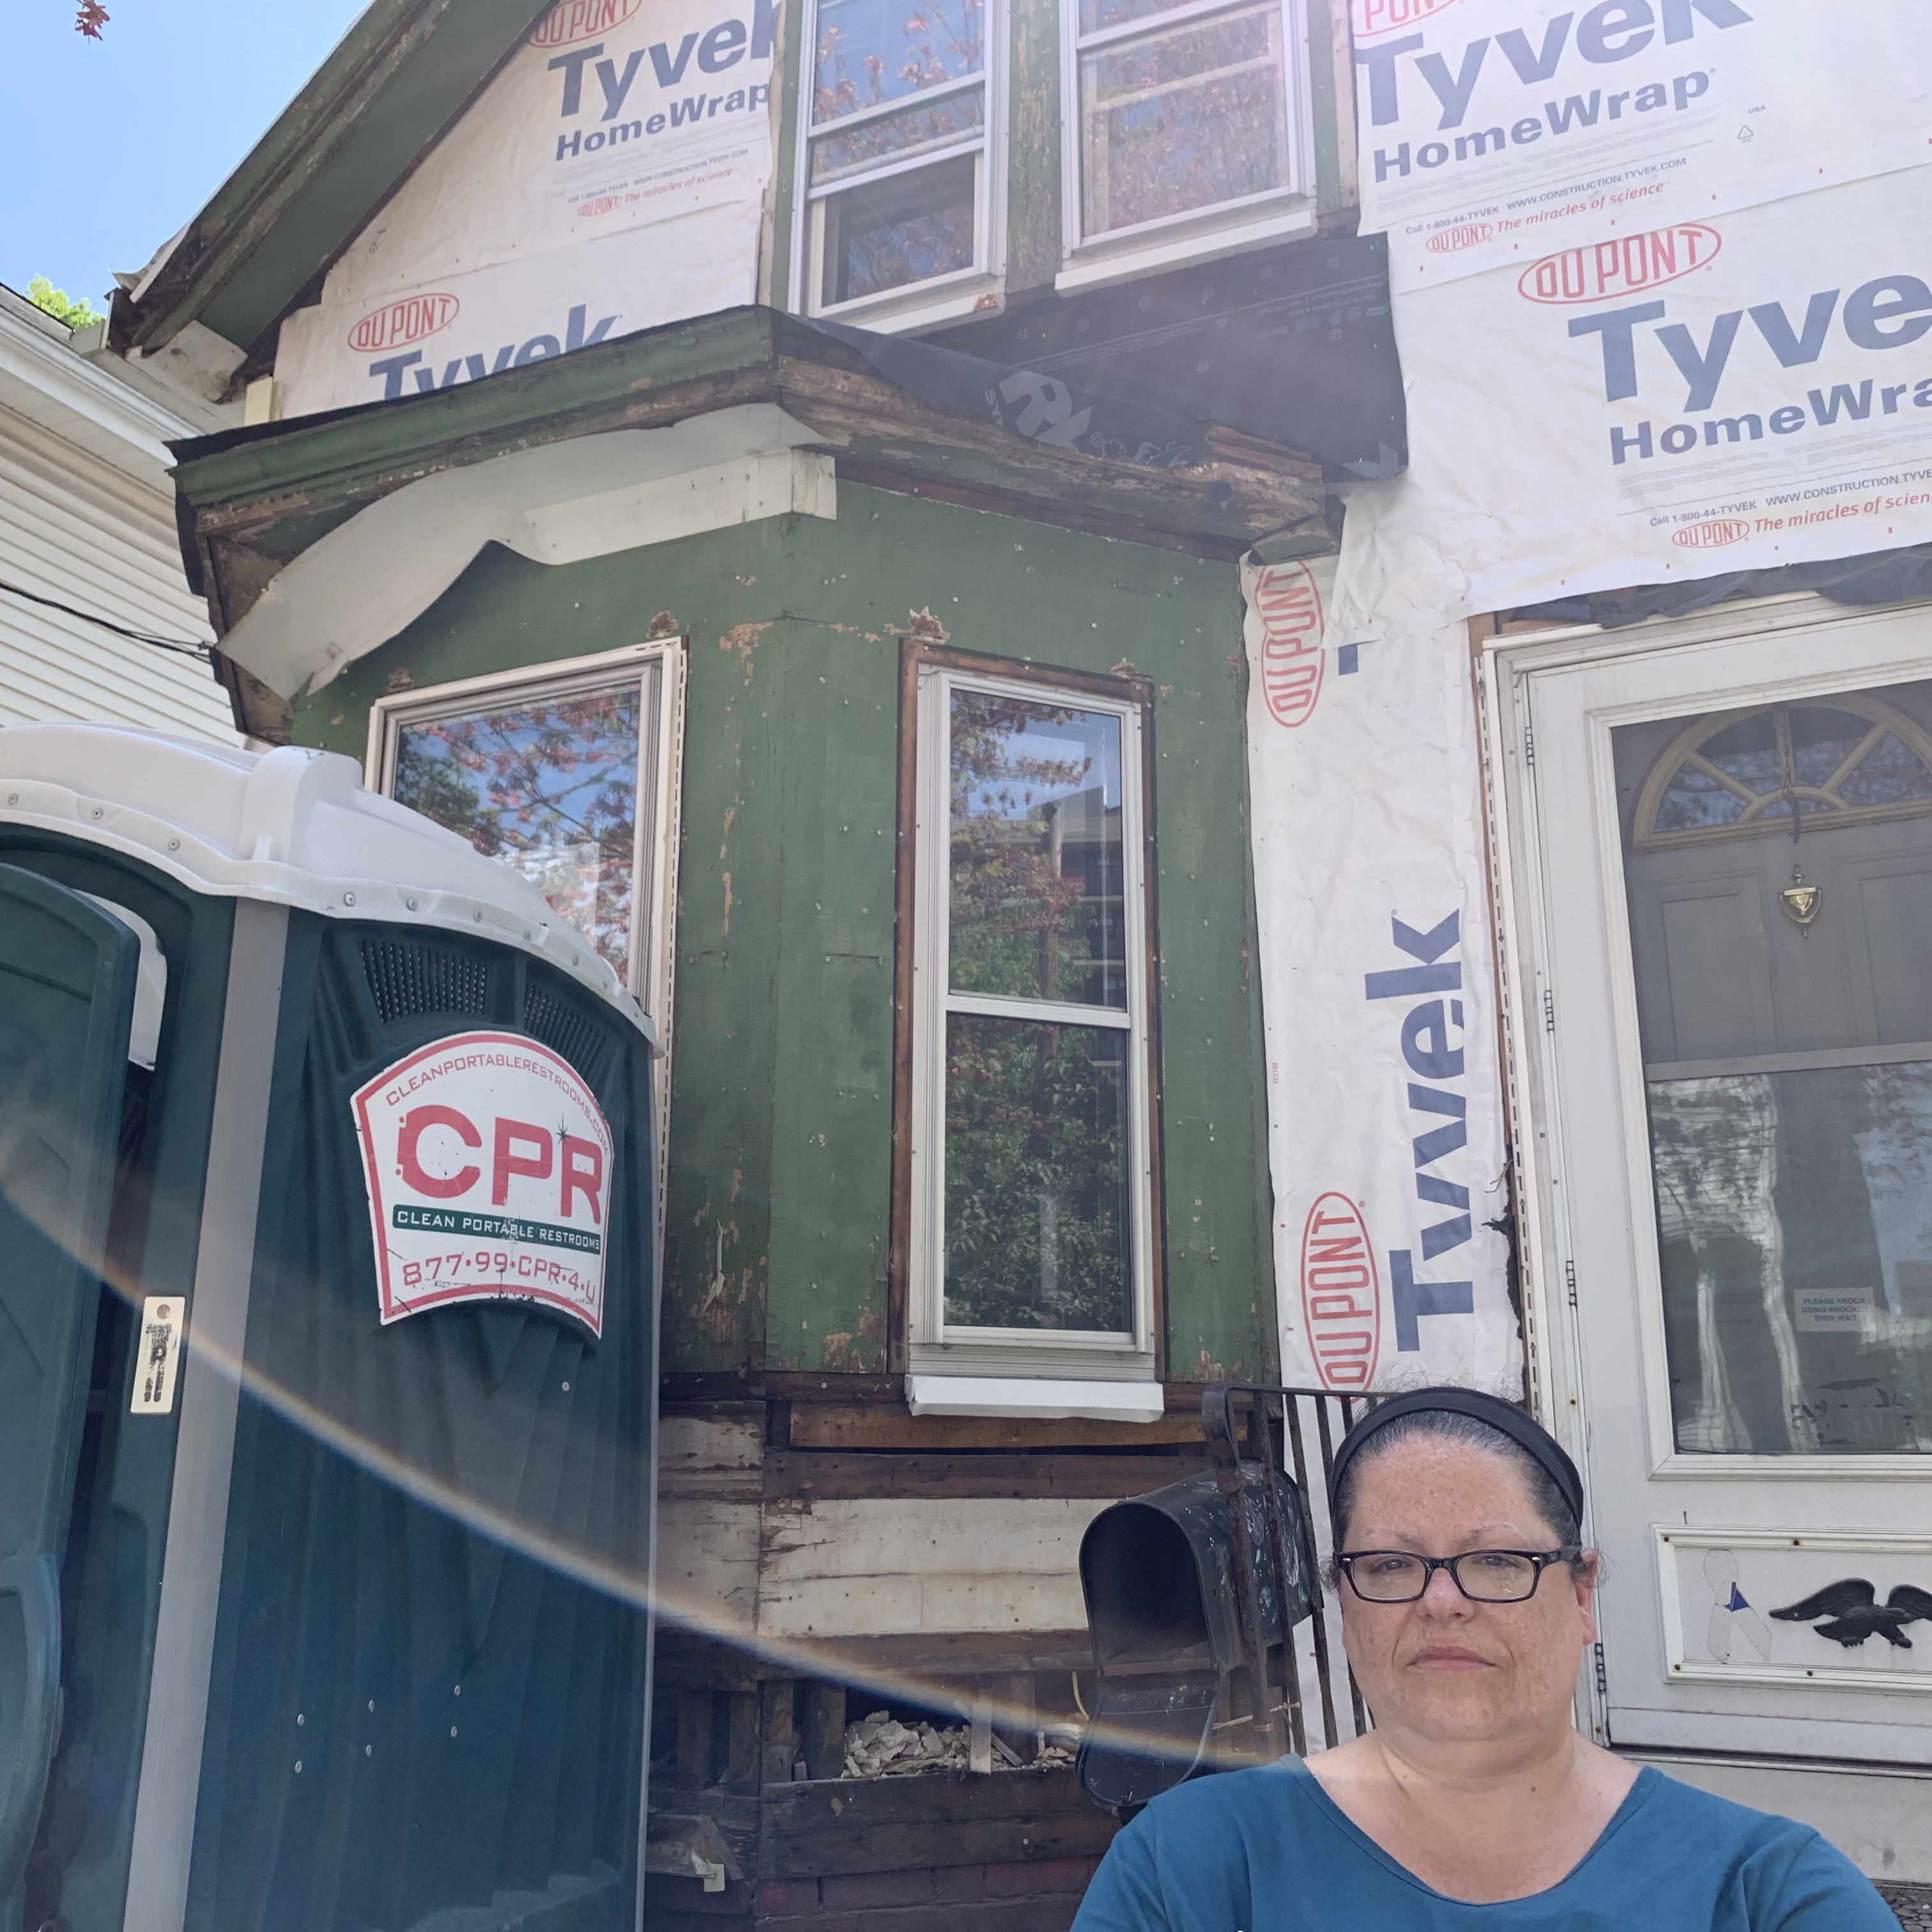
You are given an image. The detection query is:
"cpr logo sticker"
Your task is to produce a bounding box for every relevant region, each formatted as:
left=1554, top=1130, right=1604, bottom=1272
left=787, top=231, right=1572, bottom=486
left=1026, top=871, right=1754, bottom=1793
left=352, top=1031, right=614, bottom=1337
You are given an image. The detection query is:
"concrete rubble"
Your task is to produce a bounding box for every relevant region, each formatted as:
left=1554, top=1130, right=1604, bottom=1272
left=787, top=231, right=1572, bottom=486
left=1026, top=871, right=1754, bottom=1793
left=839, top=1710, right=1080, bottom=1780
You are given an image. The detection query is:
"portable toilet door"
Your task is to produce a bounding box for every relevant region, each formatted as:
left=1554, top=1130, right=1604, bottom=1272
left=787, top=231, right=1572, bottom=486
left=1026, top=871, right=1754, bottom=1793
left=0, top=726, right=661, bottom=1932
left=0, top=870, right=140, bottom=1924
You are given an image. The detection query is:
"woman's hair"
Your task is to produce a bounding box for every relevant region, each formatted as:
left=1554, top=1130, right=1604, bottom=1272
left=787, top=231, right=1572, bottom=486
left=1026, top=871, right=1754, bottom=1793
left=1329, top=1407, right=1591, bottom=1584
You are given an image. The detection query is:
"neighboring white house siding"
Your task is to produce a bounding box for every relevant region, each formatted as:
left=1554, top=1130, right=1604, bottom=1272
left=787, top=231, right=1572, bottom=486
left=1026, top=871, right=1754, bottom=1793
left=0, top=399, right=234, bottom=739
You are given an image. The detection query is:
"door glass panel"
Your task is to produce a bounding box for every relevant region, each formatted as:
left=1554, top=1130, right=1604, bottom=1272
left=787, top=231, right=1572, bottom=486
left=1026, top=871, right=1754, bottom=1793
left=1616, top=678, right=1932, bottom=1453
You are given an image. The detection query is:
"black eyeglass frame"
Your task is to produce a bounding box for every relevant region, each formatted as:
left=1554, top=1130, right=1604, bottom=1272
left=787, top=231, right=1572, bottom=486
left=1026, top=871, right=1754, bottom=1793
left=1335, top=1547, right=1583, bottom=1605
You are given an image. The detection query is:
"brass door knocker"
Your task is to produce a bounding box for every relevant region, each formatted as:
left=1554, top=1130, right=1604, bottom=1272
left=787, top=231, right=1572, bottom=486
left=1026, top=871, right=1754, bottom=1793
left=1780, top=864, right=1822, bottom=932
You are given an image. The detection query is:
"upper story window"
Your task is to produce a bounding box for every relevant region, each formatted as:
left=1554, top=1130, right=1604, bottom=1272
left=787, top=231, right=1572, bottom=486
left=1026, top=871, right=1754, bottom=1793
left=1059, top=0, right=1314, bottom=287
left=794, top=0, right=1006, bottom=327
left=904, top=650, right=1158, bottom=1381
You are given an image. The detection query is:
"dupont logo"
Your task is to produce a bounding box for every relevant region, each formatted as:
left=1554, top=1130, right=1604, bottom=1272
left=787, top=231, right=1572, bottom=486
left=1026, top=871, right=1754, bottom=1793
left=578, top=195, right=624, bottom=218
left=1427, top=222, right=1492, bottom=254
left=531, top=0, right=641, bottom=47
left=1300, top=1193, right=1380, bottom=1391
left=1673, top=518, right=1751, bottom=550
left=347, top=292, right=459, bottom=355
left=1351, top=0, right=1459, bottom=39
left=1518, top=223, right=1721, bottom=305
left=1252, top=562, right=1324, bottom=729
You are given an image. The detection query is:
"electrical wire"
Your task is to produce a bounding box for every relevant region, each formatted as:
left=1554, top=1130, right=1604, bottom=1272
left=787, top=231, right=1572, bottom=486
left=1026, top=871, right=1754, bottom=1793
left=0, top=577, right=212, bottom=659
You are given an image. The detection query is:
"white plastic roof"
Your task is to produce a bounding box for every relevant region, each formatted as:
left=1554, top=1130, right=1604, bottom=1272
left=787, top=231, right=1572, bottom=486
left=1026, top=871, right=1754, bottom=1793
left=0, top=724, right=657, bottom=1048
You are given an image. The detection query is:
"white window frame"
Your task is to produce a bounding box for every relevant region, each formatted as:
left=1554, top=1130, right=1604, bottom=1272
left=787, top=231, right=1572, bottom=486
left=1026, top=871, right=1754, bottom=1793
left=789, top=0, right=1009, bottom=333
left=365, top=638, right=687, bottom=1196
left=1057, top=0, right=1315, bottom=293
left=907, top=661, right=1158, bottom=1381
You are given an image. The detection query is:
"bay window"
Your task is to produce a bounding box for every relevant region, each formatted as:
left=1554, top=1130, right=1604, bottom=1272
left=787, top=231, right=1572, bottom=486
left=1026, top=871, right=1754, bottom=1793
left=903, top=651, right=1159, bottom=1384
left=367, top=639, right=686, bottom=1189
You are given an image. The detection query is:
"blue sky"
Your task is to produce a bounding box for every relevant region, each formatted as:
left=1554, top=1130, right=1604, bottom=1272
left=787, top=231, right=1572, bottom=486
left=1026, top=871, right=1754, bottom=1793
left=3, top=0, right=372, bottom=307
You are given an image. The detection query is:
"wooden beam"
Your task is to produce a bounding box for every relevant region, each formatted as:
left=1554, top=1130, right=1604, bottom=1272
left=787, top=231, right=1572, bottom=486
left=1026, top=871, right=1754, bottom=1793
left=760, top=1678, right=797, bottom=1788
left=758, top=1765, right=1117, bottom=1880
left=726, top=1690, right=763, bottom=1795
left=763, top=1449, right=1210, bottom=1501
left=654, top=1627, right=1097, bottom=1690
left=799, top=1681, right=848, bottom=1782
left=785, top=1405, right=1206, bottom=1451
left=675, top=1689, right=715, bottom=1790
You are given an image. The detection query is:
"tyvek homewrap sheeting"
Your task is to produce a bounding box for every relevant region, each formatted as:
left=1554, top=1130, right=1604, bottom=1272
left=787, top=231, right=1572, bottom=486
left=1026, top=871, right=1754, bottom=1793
left=1333, top=164, right=1932, bottom=640
left=1353, top=0, right=1931, bottom=291
left=275, top=0, right=774, bottom=417
left=1242, top=556, right=1517, bottom=1394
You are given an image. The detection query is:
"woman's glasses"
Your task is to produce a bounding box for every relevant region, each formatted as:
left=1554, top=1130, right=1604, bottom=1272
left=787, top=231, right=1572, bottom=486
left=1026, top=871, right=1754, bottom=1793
left=1336, top=1547, right=1581, bottom=1604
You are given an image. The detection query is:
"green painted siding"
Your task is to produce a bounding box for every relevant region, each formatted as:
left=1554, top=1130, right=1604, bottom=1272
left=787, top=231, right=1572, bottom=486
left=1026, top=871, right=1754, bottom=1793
left=296, top=483, right=1277, bottom=1381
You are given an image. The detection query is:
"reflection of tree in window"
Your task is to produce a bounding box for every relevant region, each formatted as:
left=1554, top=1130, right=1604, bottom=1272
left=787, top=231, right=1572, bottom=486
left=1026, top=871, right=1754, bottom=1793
left=813, top=0, right=984, bottom=121
left=948, top=692, right=1126, bottom=1008
left=809, top=0, right=987, bottom=304
left=944, top=1016, right=1130, bottom=1331
left=394, top=689, right=640, bottom=979
left=942, top=690, right=1133, bottom=1332
left=1077, top=0, right=1290, bottom=239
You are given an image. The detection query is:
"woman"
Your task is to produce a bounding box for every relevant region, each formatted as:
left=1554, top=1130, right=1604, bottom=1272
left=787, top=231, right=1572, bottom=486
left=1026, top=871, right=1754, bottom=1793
left=1073, top=1387, right=1894, bottom=1929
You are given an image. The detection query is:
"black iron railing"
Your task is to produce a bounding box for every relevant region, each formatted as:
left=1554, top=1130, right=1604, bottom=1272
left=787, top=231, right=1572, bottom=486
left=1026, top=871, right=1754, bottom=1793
left=1201, top=1384, right=1371, bottom=1759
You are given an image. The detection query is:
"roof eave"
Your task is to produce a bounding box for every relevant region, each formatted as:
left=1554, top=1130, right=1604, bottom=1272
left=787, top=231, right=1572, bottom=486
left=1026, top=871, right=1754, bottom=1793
left=127, top=0, right=552, bottom=361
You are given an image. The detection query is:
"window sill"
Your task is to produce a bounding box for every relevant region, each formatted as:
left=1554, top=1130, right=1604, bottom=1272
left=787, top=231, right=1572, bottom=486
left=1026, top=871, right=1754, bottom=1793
left=802, top=272, right=1006, bottom=337
left=905, top=1374, right=1165, bottom=1422
left=1055, top=199, right=1318, bottom=295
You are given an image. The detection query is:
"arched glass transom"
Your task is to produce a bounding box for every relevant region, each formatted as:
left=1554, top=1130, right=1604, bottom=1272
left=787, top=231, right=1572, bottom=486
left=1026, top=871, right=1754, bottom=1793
left=1633, top=694, right=1932, bottom=850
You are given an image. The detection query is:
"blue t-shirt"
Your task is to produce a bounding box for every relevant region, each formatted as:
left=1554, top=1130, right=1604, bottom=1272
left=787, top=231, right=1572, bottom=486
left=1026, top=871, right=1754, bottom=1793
left=1072, top=1759, right=1894, bottom=1931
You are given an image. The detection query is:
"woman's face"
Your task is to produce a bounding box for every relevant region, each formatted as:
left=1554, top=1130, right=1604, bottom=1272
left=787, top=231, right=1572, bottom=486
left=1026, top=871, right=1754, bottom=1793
left=1336, top=1438, right=1598, bottom=1752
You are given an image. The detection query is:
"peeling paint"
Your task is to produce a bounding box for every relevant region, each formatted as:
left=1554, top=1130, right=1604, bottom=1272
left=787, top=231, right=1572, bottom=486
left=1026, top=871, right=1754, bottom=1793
left=903, top=607, right=949, bottom=645
left=821, top=1328, right=882, bottom=1372
left=719, top=620, right=772, bottom=684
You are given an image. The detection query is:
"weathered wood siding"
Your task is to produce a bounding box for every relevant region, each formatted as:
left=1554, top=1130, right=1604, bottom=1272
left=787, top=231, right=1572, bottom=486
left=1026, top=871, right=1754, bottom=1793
left=296, top=480, right=1277, bottom=1382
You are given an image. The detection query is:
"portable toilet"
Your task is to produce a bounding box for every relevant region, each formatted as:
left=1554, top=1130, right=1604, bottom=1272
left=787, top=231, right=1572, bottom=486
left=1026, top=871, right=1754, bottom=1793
left=0, top=726, right=659, bottom=1932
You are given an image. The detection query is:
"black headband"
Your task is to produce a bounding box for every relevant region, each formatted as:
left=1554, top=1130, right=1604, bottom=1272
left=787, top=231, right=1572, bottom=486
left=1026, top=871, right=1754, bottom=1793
left=1328, top=1387, right=1584, bottom=1536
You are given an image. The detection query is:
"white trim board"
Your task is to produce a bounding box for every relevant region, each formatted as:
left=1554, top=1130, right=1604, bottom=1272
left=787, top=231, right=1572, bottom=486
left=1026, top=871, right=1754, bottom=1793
left=218, top=405, right=833, bottom=700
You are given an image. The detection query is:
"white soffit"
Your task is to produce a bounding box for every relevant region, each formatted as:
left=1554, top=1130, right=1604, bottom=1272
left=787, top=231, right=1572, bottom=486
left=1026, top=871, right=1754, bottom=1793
left=903, top=1375, right=1165, bottom=1423
left=0, top=724, right=657, bottom=1046
left=219, top=404, right=836, bottom=699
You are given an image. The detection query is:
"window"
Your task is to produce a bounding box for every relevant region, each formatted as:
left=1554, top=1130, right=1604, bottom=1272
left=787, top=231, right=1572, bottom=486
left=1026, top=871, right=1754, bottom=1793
left=367, top=640, right=687, bottom=1155
left=903, top=653, right=1158, bottom=1379
left=1059, top=0, right=1314, bottom=288
left=793, top=0, right=1006, bottom=328
left=1634, top=696, right=1932, bottom=852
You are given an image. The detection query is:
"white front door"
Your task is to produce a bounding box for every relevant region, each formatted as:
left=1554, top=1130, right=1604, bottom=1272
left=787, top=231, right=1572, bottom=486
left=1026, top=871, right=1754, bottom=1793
left=1489, top=594, right=1932, bottom=1782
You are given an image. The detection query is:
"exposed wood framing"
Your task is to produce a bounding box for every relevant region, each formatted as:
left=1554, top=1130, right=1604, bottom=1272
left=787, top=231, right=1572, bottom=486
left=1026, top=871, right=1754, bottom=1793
left=168, top=310, right=1329, bottom=696
left=780, top=1402, right=1208, bottom=1451
left=762, top=1765, right=1116, bottom=1879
